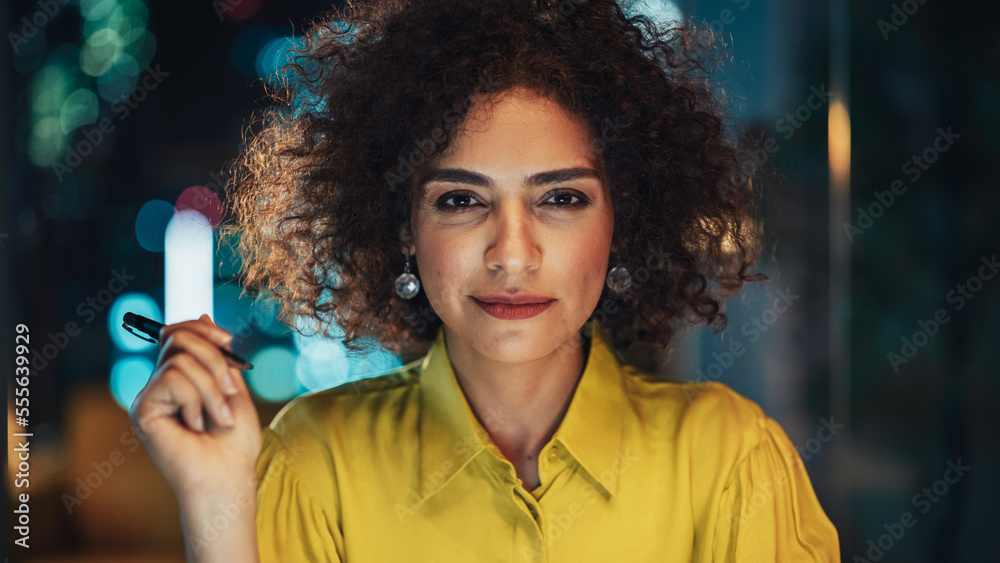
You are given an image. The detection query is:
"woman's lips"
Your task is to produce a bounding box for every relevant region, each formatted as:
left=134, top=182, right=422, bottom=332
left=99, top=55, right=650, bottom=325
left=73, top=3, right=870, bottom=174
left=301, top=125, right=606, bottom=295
left=471, top=297, right=556, bottom=320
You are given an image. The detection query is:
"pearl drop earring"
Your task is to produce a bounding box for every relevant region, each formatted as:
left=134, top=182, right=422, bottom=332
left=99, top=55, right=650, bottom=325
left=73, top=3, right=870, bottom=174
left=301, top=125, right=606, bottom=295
left=394, top=254, right=420, bottom=299
left=606, top=265, right=631, bottom=293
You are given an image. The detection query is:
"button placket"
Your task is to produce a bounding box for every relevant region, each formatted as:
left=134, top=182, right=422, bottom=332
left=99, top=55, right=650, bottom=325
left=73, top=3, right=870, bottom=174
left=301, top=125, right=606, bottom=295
left=539, top=443, right=564, bottom=487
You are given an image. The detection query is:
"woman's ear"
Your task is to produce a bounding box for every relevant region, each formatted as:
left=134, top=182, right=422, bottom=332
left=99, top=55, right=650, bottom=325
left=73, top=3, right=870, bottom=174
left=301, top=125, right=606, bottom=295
left=398, top=222, right=415, bottom=255
left=608, top=234, right=621, bottom=257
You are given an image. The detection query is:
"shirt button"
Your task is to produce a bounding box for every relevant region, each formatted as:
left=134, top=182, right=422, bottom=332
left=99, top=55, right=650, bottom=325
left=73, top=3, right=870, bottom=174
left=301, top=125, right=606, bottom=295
left=548, top=447, right=559, bottom=461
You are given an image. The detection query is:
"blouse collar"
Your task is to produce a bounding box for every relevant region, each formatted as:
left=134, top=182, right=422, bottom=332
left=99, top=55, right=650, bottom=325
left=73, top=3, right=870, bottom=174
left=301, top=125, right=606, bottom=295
left=416, top=320, right=626, bottom=505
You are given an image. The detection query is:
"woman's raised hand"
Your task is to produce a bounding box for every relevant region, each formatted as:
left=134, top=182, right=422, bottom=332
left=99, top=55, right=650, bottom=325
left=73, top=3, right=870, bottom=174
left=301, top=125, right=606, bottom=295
left=129, top=314, right=261, bottom=561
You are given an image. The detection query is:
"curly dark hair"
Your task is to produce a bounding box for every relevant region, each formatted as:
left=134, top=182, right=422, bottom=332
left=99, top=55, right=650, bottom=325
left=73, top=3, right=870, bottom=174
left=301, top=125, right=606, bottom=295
left=225, top=0, right=766, bottom=367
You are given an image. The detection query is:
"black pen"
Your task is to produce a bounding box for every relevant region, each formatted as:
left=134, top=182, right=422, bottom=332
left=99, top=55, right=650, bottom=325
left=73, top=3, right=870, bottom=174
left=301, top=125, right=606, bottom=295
left=122, top=312, right=254, bottom=370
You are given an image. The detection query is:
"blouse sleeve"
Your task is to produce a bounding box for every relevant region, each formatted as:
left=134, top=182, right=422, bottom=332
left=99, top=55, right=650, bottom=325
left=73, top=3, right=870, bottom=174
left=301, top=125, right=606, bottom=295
left=711, top=416, right=840, bottom=562
left=255, top=427, right=344, bottom=563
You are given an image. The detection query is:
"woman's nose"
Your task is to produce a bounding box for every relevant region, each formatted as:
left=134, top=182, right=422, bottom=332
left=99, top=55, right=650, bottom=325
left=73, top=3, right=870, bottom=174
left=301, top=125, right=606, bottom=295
left=484, top=202, right=541, bottom=276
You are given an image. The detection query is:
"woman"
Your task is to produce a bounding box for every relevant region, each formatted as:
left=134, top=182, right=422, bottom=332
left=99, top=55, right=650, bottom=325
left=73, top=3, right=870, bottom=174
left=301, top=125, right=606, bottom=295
left=130, top=0, right=840, bottom=561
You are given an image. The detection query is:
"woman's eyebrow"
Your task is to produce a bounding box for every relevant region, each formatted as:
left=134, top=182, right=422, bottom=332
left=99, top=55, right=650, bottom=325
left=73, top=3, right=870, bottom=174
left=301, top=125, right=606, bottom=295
left=420, top=167, right=601, bottom=189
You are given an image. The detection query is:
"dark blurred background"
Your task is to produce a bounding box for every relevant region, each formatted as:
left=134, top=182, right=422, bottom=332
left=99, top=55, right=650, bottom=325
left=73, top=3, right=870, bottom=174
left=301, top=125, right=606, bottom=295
left=2, top=0, right=996, bottom=561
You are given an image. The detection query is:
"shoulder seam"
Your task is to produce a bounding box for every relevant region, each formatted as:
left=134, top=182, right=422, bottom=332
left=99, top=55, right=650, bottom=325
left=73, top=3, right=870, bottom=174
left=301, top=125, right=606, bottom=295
left=268, top=361, right=422, bottom=428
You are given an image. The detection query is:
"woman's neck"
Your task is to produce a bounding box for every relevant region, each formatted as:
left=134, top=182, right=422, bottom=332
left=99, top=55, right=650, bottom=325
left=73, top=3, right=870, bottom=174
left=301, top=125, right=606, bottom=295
left=443, top=327, right=589, bottom=469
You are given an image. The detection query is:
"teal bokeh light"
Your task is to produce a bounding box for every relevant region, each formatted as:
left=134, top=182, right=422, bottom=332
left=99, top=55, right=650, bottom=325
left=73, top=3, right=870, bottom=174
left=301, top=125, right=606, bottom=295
left=214, top=282, right=254, bottom=338
left=255, top=35, right=298, bottom=82
left=247, top=346, right=301, bottom=402
left=134, top=199, right=174, bottom=252
left=109, top=356, right=154, bottom=410
left=294, top=330, right=350, bottom=392
left=292, top=319, right=402, bottom=395
left=108, top=292, right=161, bottom=352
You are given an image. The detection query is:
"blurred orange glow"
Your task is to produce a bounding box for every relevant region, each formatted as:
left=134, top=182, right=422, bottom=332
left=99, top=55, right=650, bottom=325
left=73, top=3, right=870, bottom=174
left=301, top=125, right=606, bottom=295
left=828, top=98, right=851, bottom=187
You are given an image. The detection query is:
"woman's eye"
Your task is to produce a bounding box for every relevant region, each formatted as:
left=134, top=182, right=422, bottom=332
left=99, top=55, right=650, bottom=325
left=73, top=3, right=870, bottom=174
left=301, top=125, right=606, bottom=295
left=544, top=191, right=586, bottom=207
left=435, top=192, right=481, bottom=210
left=433, top=190, right=588, bottom=211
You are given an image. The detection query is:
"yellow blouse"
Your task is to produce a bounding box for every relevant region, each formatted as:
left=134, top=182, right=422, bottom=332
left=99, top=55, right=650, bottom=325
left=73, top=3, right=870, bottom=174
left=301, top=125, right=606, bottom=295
left=255, top=321, right=840, bottom=561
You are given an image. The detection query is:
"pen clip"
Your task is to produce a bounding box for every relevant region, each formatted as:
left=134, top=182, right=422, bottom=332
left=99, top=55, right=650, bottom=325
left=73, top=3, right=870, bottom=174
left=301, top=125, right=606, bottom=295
left=122, top=322, right=158, bottom=344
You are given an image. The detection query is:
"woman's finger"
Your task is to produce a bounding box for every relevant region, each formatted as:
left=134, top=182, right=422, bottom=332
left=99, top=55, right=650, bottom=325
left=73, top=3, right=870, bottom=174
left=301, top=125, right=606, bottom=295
left=131, top=365, right=206, bottom=433
left=168, top=352, right=235, bottom=428
left=157, top=327, right=240, bottom=398
left=158, top=314, right=232, bottom=350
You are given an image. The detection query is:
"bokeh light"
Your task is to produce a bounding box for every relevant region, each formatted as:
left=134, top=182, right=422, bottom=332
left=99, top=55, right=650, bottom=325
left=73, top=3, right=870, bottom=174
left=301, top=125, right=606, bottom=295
left=109, top=356, right=154, bottom=410
left=59, top=87, right=99, bottom=133
left=80, top=27, right=124, bottom=76
left=28, top=56, right=75, bottom=166
left=165, top=209, right=214, bottom=323
left=24, top=0, right=156, bottom=172
left=255, top=35, right=298, bottom=83
left=213, top=282, right=254, bottom=337
left=29, top=53, right=73, bottom=116
left=292, top=317, right=402, bottom=395
left=176, top=186, right=222, bottom=227
left=250, top=297, right=287, bottom=338
left=108, top=292, right=161, bottom=352
left=215, top=229, right=244, bottom=279
left=230, top=26, right=272, bottom=78
left=294, top=331, right=351, bottom=392
left=347, top=346, right=402, bottom=380
left=220, top=0, right=263, bottom=21
left=247, top=346, right=301, bottom=402
left=97, top=52, right=141, bottom=101
left=29, top=117, right=67, bottom=168
left=134, top=199, right=174, bottom=252
left=630, top=0, right=683, bottom=24
left=81, top=0, right=118, bottom=22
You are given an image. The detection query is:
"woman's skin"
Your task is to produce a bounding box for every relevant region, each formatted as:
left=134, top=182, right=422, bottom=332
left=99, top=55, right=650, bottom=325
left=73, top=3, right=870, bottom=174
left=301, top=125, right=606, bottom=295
left=405, top=87, right=614, bottom=489
left=129, top=314, right=261, bottom=562
left=131, top=87, right=613, bottom=560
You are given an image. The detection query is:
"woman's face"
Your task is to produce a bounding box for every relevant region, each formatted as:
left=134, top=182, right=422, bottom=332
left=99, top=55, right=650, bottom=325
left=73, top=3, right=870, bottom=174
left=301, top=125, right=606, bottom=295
left=408, top=87, right=614, bottom=365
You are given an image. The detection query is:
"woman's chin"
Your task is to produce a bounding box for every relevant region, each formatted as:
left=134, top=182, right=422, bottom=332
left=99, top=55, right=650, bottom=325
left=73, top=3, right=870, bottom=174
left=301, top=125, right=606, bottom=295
left=444, top=316, right=583, bottom=366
